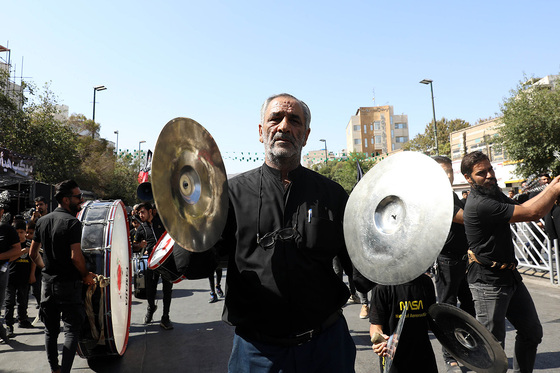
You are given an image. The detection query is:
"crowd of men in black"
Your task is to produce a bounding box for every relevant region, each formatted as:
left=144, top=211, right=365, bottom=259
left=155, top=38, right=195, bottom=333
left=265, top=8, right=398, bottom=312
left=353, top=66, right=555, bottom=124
left=1, top=93, right=560, bottom=373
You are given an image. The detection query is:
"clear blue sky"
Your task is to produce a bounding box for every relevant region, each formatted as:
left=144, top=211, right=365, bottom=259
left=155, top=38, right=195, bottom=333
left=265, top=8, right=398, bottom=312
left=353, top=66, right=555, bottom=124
left=2, top=1, right=559, bottom=174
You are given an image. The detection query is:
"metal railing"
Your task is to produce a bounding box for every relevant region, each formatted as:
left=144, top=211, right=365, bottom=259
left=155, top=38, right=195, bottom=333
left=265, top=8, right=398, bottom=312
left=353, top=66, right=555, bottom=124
left=511, top=220, right=559, bottom=285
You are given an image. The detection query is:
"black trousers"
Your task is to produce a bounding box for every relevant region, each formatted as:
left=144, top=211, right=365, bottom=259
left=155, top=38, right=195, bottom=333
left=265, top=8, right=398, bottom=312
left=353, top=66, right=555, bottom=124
left=435, top=256, right=475, bottom=363
left=145, top=268, right=173, bottom=316
left=5, top=279, right=30, bottom=325
left=41, top=279, right=85, bottom=373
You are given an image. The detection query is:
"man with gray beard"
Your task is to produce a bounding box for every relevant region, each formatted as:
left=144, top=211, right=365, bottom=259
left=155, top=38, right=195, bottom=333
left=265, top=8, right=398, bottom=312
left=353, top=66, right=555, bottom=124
left=461, top=151, right=560, bottom=373
left=216, top=93, right=356, bottom=372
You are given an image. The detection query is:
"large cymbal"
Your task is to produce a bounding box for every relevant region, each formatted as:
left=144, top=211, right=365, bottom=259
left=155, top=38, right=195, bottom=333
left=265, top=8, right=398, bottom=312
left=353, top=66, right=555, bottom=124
left=152, top=118, right=228, bottom=252
left=343, top=151, right=453, bottom=285
left=428, top=304, right=508, bottom=373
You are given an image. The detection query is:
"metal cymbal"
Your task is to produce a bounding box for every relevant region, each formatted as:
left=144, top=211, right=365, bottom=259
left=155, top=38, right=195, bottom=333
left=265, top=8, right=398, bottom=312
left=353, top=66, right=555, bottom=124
left=343, top=151, right=453, bottom=285
left=428, top=303, right=508, bottom=373
left=152, top=117, right=229, bottom=252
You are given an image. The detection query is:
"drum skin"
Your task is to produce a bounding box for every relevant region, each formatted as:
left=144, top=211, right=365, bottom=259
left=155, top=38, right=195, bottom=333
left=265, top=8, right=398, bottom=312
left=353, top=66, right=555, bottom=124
left=148, top=232, right=186, bottom=283
left=76, top=200, right=132, bottom=358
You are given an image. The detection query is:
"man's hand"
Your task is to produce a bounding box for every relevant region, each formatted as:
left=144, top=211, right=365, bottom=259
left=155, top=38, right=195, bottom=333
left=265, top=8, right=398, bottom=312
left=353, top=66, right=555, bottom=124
left=372, top=335, right=389, bottom=357
left=82, top=272, right=97, bottom=286
left=31, top=210, right=41, bottom=221
left=139, top=240, right=147, bottom=249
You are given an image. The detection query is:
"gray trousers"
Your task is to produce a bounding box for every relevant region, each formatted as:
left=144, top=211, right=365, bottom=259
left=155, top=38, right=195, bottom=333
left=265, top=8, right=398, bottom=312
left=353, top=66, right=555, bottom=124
left=469, top=281, right=542, bottom=373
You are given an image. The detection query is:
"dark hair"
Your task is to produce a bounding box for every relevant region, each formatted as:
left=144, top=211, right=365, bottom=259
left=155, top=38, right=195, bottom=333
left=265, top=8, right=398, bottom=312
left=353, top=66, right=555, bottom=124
left=13, top=220, right=27, bottom=231
left=136, top=202, right=153, bottom=212
left=538, top=173, right=551, bottom=179
left=432, top=155, right=452, bottom=166
left=460, top=151, right=489, bottom=177
left=462, top=190, right=469, bottom=195
left=27, top=220, right=36, bottom=230
left=34, top=196, right=47, bottom=203
left=54, top=179, right=79, bottom=203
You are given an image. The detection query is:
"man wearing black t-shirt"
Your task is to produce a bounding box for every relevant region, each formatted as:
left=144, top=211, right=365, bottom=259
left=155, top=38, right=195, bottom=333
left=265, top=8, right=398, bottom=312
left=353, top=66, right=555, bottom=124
left=369, top=274, right=438, bottom=373
left=461, top=151, right=560, bottom=373
left=433, top=156, right=475, bottom=372
left=29, top=180, right=96, bottom=373
left=0, top=203, right=23, bottom=342
left=133, top=202, right=172, bottom=329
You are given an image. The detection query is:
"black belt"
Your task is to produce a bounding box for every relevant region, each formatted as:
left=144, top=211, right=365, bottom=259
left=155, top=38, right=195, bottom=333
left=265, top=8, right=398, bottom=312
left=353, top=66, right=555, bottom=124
left=236, top=309, right=343, bottom=347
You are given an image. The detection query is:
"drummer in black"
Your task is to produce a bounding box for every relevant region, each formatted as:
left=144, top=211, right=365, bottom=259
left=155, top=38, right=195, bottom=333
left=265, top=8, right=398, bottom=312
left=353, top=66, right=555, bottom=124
left=29, top=180, right=96, bottom=373
left=433, top=156, right=475, bottom=372
left=134, top=202, right=173, bottom=330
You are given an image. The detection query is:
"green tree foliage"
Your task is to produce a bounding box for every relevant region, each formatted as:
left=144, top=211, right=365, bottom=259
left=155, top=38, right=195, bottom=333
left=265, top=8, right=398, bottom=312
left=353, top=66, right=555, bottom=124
left=402, top=117, right=470, bottom=156
left=1, top=78, right=140, bottom=204
left=312, top=152, right=379, bottom=194
left=1, top=81, right=81, bottom=183
left=497, top=75, right=560, bottom=177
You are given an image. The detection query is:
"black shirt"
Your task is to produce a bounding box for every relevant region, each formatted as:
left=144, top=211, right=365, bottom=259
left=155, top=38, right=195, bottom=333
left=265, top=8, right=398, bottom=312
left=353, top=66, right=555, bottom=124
left=463, top=188, right=520, bottom=286
left=369, top=274, right=438, bottom=373
left=218, top=164, right=351, bottom=337
left=8, top=242, right=32, bottom=284
left=33, top=207, right=82, bottom=282
left=134, top=214, right=165, bottom=256
left=439, top=193, right=468, bottom=259
left=0, top=222, right=20, bottom=265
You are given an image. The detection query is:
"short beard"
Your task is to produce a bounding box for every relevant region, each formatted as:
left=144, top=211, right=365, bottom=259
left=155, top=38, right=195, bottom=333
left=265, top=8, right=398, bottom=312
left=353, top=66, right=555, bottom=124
left=472, top=181, right=501, bottom=196
left=263, top=133, right=303, bottom=170
left=69, top=202, right=82, bottom=216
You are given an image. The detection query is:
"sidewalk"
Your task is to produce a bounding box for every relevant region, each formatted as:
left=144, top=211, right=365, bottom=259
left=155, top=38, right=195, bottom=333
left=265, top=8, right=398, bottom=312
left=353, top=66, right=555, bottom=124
left=0, top=273, right=558, bottom=372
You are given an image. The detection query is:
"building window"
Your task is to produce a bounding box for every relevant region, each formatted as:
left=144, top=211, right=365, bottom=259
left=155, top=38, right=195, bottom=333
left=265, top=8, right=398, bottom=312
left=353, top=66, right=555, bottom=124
left=370, top=124, right=374, bottom=131
left=364, top=138, right=368, bottom=147
left=391, top=130, right=394, bottom=138
left=394, top=123, right=407, bottom=129
left=392, top=143, right=395, bottom=151
left=354, top=139, right=360, bottom=145
left=374, top=121, right=381, bottom=130
left=354, top=125, right=360, bottom=131
left=375, top=135, right=382, bottom=144
left=395, top=136, right=408, bottom=143
left=364, top=125, right=367, bottom=133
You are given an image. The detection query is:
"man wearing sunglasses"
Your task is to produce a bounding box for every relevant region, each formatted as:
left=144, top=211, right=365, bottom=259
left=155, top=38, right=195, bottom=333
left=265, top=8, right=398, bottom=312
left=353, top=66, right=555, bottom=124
left=218, top=94, right=356, bottom=372
left=29, top=179, right=96, bottom=373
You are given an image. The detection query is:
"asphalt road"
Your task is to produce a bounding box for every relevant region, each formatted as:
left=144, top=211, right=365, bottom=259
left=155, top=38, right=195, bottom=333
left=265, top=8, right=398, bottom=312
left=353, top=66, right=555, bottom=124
left=1, top=271, right=559, bottom=372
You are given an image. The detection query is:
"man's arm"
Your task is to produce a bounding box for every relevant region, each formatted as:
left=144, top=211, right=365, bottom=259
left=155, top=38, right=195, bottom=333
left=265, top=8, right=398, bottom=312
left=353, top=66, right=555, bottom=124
left=29, top=241, right=45, bottom=269
left=370, top=323, right=389, bottom=356
left=453, top=208, right=464, bottom=224
left=70, top=243, right=95, bottom=285
left=0, top=242, right=22, bottom=261
left=510, top=176, right=560, bottom=223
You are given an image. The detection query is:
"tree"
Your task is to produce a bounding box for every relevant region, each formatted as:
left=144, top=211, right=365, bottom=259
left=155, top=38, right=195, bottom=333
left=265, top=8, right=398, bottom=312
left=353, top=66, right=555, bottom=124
left=497, top=75, right=560, bottom=177
left=402, top=117, right=470, bottom=156
left=312, top=152, right=379, bottom=194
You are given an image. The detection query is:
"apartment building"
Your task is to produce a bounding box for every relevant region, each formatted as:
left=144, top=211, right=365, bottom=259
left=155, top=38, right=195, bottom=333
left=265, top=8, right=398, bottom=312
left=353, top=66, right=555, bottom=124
left=345, top=105, right=409, bottom=156
left=302, top=149, right=347, bottom=168
left=449, top=118, right=505, bottom=163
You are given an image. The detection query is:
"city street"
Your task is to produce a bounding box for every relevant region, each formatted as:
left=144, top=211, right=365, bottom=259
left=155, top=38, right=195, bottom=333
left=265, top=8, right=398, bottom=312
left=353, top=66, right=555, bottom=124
left=1, top=272, right=559, bottom=372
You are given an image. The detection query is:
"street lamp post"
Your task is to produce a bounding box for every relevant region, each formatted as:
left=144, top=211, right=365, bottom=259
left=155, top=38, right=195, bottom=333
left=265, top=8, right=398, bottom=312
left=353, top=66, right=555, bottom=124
left=419, top=79, right=439, bottom=155
left=92, top=85, right=107, bottom=125
left=138, top=140, right=146, bottom=171
left=114, top=130, right=119, bottom=155
left=320, top=139, right=328, bottom=164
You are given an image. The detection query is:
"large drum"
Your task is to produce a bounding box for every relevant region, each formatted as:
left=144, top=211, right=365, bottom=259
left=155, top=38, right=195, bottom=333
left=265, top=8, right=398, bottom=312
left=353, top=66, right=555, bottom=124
left=76, top=200, right=132, bottom=358
left=148, top=232, right=186, bottom=283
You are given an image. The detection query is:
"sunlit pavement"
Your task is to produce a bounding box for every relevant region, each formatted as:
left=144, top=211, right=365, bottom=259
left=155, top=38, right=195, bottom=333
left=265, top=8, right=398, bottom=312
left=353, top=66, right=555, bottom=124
left=1, top=272, right=559, bottom=372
